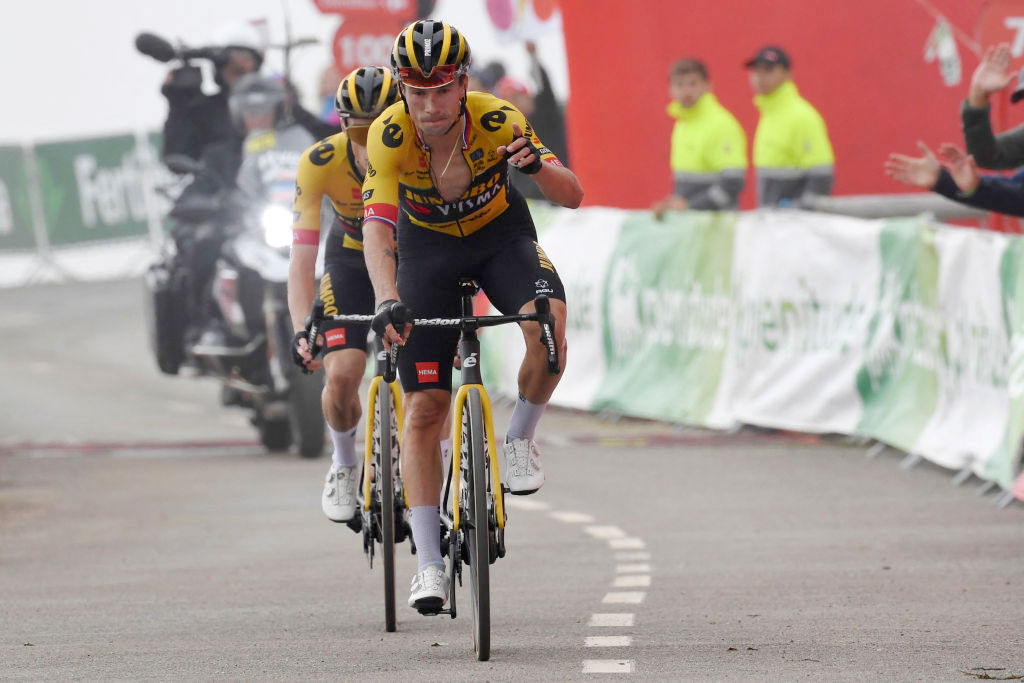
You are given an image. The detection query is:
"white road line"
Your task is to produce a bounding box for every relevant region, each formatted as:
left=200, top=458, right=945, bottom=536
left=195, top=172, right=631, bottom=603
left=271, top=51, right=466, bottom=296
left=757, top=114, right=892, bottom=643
left=608, top=537, right=645, bottom=549
left=163, top=401, right=204, bottom=415
left=548, top=510, right=596, bottom=524
left=585, top=635, right=632, bottom=647
left=613, top=575, right=651, bottom=588
left=602, top=592, right=645, bottom=604
left=584, top=525, right=626, bottom=539
left=616, top=563, right=651, bottom=573
left=583, top=660, right=635, bottom=674
left=503, top=498, right=551, bottom=511
left=615, top=551, right=651, bottom=561
left=589, top=613, right=634, bottom=627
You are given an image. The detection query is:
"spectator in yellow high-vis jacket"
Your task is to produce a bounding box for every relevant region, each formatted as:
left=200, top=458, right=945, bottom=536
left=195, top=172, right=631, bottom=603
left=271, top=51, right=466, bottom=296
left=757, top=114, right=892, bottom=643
left=745, top=46, right=835, bottom=208
left=652, top=58, right=747, bottom=218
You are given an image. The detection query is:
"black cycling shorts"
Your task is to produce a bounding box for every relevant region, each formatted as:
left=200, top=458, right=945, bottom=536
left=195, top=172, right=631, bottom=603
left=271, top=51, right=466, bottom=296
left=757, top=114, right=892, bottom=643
left=318, top=246, right=373, bottom=354
left=395, top=191, right=564, bottom=393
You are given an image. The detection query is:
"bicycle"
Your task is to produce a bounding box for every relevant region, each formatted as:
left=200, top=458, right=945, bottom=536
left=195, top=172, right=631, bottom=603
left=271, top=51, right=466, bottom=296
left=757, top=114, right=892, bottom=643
left=305, top=304, right=411, bottom=633
left=314, top=278, right=559, bottom=660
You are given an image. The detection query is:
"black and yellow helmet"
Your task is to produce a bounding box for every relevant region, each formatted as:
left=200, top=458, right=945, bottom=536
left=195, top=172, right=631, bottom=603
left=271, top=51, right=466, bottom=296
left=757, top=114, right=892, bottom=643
left=391, top=19, right=471, bottom=88
left=334, top=66, right=400, bottom=120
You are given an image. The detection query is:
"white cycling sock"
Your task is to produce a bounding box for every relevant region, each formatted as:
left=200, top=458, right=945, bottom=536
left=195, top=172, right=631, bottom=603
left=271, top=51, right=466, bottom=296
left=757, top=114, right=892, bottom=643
left=410, top=505, right=444, bottom=570
left=506, top=393, right=546, bottom=441
left=330, top=425, right=359, bottom=468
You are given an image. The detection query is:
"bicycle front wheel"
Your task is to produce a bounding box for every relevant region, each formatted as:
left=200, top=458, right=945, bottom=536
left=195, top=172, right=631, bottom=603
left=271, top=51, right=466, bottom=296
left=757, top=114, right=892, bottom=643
left=464, top=388, right=490, bottom=660
left=377, top=382, right=397, bottom=633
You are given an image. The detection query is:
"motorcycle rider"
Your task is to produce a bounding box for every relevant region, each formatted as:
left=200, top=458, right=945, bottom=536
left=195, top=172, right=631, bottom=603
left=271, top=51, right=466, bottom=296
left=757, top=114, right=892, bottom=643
left=160, top=21, right=336, bottom=352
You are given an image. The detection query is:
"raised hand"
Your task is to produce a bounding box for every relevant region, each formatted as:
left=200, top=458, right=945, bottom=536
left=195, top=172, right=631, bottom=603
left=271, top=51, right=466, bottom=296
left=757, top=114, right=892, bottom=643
left=969, top=43, right=1015, bottom=106
left=884, top=141, right=941, bottom=189
left=937, top=143, right=981, bottom=193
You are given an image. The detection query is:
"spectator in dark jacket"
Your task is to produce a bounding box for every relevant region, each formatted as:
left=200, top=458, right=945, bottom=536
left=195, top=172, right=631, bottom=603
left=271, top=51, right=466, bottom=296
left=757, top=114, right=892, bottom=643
left=885, top=140, right=1024, bottom=217
left=961, top=43, right=1024, bottom=170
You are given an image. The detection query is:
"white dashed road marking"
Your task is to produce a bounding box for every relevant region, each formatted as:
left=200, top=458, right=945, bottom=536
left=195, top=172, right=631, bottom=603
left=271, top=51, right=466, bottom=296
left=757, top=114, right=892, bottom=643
left=583, top=660, right=635, bottom=674
left=589, top=613, right=635, bottom=627
left=548, top=511, right=596, bottom=524
left=585, top=635, right=633, bottom=647
left=612, top=575, right=651, bottom=588
left=602, top=591, right=646, bottom=604
left=527, top=505, right=649, bottom=674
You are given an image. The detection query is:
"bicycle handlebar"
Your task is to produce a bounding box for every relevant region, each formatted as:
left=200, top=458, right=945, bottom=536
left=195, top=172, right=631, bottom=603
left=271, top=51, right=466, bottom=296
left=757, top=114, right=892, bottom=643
left=305, top=295, right=561, bottom=381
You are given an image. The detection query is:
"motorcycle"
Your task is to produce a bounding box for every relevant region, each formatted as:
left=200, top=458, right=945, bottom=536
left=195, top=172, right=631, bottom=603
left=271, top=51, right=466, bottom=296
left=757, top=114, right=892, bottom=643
left=143, top=153, right=325, bottom=459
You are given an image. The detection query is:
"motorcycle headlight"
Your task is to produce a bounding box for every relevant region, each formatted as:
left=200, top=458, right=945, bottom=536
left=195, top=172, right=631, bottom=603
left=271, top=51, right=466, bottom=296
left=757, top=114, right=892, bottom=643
left=260, top=205, right=293, bottom=249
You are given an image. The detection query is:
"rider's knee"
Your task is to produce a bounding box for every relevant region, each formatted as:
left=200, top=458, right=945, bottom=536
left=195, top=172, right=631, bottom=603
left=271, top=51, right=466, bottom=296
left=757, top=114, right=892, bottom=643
left=405, top=391, right=450, bottom=429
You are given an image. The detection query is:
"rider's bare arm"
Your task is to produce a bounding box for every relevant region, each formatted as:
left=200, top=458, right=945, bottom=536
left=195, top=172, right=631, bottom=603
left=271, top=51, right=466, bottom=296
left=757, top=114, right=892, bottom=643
left=287, top=244, right=319, bottom=333
left=362, top=220, right=400, bottom=305
left=530, top=161, right=584, bottom=208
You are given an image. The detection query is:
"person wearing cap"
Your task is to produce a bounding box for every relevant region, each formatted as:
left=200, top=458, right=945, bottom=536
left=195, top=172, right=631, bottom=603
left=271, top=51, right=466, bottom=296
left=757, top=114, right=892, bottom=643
left=961, top=43, right=1024, bottom=170
left=651, top=58, right=747, bottom=217
left=745, top=45, right=835, bottom=208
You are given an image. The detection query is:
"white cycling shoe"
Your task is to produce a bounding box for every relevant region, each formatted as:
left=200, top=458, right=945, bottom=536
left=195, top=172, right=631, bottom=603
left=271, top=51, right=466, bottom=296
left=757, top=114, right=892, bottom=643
left=503, top=437, right=545, bottom=495
left=408, top=565, right=449, bottom=611
left=322, top=464, right=358, bottom=522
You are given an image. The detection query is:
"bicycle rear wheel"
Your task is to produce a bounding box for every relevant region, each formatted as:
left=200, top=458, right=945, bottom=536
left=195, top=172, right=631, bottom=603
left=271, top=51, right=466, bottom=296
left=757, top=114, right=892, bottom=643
left=377, top=383, right=397, bottom=632
left=464, top=388, right=490, bottom=660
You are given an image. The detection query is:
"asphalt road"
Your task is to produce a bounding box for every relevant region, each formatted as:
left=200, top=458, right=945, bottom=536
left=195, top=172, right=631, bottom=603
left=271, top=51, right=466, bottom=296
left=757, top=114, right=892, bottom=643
left=1, top=279, right=1023, bottom=680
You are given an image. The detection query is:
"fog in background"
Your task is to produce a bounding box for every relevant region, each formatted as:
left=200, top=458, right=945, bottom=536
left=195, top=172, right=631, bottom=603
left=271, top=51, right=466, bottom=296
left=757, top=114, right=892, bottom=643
left=0, top=0, right=568, bottom=143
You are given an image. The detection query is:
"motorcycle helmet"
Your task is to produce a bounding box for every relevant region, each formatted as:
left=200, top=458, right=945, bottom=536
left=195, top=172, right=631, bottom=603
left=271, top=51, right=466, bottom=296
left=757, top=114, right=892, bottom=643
left=228, top=74, right=291, bottom=133
left=390, top=19, right=471, bottom=88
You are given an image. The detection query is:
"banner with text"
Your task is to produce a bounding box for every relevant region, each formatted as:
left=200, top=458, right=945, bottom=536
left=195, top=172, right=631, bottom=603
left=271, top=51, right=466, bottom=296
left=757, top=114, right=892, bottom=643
left=482, top=208, right=1024, bottom=492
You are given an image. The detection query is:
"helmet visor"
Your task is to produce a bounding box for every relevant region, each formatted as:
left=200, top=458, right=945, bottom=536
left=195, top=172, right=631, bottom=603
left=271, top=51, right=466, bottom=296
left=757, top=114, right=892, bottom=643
left=397, top=64, right=458, bottom=89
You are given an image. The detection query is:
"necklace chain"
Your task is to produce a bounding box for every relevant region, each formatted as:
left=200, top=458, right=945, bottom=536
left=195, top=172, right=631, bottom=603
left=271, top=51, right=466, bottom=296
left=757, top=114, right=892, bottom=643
left=438, top=133, right=462, bottom=178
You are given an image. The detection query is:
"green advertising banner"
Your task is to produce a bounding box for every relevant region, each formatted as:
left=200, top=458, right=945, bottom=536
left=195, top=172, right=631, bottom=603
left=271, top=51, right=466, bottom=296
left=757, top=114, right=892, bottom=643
left=0, top=146, right=38, bottom=251
left=33, top=134, right=151, bottom=246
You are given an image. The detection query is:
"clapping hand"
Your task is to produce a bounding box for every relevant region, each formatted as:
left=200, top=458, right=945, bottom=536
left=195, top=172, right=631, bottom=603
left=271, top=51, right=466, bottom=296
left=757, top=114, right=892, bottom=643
left=937, top=143, right=981, bottom=194
left=884, top=141, right=941, bottom=189
left=969, top=43, right=1016, bottom=106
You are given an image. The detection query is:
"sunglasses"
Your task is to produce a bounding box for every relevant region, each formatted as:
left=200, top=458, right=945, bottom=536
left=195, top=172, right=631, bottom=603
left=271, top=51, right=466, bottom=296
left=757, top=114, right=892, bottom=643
left=397, top=64, right=458, bottom=89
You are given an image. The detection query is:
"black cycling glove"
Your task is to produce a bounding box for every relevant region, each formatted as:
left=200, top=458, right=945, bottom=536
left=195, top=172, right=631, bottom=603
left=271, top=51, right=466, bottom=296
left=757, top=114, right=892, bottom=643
left=291, top=330, right=310, bottom=369
left=371, top=299, right=411, bottom=338
left=507, top=138, right=544, bottom=175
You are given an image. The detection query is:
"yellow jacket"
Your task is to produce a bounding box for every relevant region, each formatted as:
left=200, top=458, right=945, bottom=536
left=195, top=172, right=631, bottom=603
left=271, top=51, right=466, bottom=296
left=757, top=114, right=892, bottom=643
left=752, top=80, right=834, bottom=206
left=666, top=93, right=747, bottom=209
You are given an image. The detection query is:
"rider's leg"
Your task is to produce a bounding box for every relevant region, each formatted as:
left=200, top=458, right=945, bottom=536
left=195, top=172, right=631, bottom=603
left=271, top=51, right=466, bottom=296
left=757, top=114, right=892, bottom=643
left=322, top=348, right=366, bottom=467
left=403, top=388, right=449, bottom=571
left=501, top=298, right=567, bottom=494
left=320, top=346, right=367, bottom=523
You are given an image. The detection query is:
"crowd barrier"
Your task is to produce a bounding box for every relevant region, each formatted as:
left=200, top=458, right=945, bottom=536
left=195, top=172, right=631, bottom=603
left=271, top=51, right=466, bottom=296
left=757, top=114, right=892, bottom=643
left=0, top=132, right=171, bottom=287
left=481, top=205, right=1024, bottom=501
left=3, top=132, right=1021, bottom=500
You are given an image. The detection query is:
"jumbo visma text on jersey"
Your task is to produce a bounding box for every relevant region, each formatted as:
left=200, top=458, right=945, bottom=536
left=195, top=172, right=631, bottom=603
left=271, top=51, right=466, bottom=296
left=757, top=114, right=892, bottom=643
left=362, top=91, right=562, bottom=238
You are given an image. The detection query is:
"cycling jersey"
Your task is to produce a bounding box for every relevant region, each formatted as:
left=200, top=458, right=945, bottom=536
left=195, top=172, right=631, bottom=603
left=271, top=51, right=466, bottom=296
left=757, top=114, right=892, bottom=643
left=292, top=131, right=367, bottom=255
left=362, top=91, right=562, bottom=237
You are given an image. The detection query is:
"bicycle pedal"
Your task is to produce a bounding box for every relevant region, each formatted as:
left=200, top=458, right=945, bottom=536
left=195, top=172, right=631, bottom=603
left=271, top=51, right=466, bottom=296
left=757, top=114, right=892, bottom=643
left=414, top=597, right=445, bottom=616
left=345, top=516, right=362, bottom=534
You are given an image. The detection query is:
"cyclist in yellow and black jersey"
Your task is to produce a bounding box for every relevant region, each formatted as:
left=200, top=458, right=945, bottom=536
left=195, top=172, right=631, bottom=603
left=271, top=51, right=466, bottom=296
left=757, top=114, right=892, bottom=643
left=288, top=66, right=402, bottom=525
left=362, top=19, right=583, bottom=611
left=361, top=89, right=562, bottom=237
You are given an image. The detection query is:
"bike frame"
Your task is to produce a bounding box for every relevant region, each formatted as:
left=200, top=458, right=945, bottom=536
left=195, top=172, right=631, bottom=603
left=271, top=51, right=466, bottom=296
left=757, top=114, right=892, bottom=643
left=363, top=339, right=404, bottom=509
left=449, top=297, right=504, bottom=533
